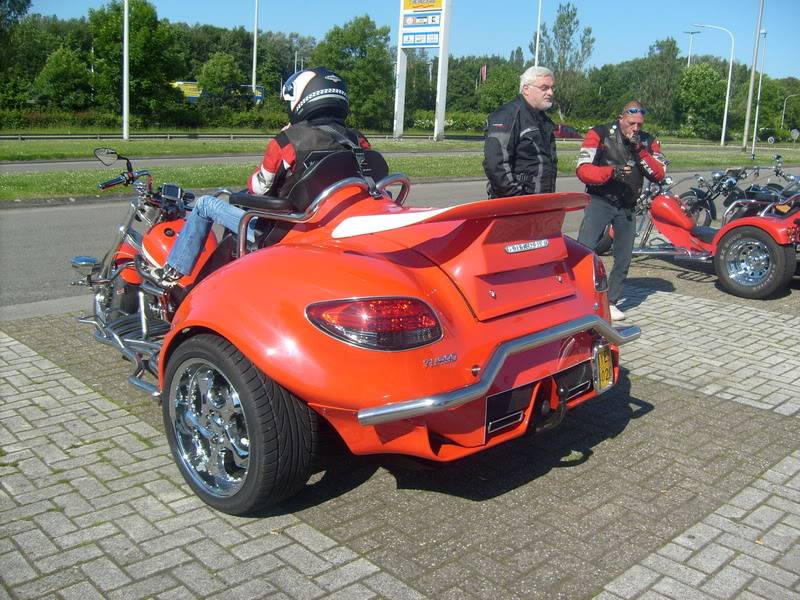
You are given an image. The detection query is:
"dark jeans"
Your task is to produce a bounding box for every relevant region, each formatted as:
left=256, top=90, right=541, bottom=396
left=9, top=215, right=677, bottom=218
left=577, top=195, right=635, bottom=304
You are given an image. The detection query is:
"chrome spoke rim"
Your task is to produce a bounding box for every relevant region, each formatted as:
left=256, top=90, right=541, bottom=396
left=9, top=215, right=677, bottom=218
left=725, top=238, right=771, bottom=286
left=169, top=359, right=250, bottom=497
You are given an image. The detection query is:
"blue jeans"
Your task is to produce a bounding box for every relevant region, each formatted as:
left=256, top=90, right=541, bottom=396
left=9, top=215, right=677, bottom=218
left=577, top=195, right=636, bottom=305
left=166, top=195, right=255, bottom=275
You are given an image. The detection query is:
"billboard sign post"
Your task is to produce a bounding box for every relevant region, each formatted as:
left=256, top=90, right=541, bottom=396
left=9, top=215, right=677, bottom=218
left=394, top=0, right=452, bottom=140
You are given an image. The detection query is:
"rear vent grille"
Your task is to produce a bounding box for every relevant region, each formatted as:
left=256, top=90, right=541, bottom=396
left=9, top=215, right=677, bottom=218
left=554, top=361, right=593, bottom=401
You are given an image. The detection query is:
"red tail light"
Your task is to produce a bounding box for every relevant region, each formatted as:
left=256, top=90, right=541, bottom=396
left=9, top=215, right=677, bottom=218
left=593, top=254, right=608, bottom=292
left=306, top=297, right=442, bottom=350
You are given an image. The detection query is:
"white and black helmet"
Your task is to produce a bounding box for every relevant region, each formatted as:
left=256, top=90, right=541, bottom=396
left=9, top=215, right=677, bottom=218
left=282, top=67, right=349, bottom=124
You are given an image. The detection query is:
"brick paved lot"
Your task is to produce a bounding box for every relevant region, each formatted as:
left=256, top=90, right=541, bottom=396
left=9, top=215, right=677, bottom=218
left=2, top=283, right=799, bottom=599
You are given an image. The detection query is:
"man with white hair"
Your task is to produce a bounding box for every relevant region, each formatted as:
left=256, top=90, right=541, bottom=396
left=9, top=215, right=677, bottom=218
left=483, top=65, right=558, bottom=198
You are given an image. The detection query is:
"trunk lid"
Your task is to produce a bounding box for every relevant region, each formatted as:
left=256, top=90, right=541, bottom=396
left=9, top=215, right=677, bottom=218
left=361, top=193, right=590, bottom=321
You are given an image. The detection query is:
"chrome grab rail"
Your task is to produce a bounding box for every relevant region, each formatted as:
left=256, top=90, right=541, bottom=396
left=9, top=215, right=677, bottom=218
left=237, top=173, right=412, bottom=257
left=357, top=315, right=641, bottom=426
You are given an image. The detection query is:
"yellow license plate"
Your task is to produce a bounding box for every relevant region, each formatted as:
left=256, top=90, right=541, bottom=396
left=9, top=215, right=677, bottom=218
left=594, top=345, right=614, bottom=392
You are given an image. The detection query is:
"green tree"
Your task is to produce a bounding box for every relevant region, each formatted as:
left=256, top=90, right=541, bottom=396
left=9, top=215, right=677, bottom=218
left=676, top=64, right=725, bottom=138
left=530, top=2, right=594, bottom=119
left=198, top=52, right=243, bottom=96
left=88, top=0, right=183, bottom=115
left=477, top=64, right=519, bottom=113
left=32, top=46, right=93, bottom=109
left=309, top=15, right=393, bottom=129
left=0, top=0, right=30, bottom=33
left=405, top=49, right=434, bottom=113
left=638, top=38, right=682, bottom=128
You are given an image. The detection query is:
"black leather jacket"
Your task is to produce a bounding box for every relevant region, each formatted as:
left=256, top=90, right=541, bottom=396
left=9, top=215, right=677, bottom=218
left=483, top=95, right=558, bottom=198
left=585, top=122, right=656, bottom=207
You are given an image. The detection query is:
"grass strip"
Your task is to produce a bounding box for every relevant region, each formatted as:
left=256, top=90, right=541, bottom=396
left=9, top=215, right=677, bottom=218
left=2, top=150, right=797, bottom=201
left=4, top=136, right=799, bottom=163
left=0, top=138, right=489, bottom=161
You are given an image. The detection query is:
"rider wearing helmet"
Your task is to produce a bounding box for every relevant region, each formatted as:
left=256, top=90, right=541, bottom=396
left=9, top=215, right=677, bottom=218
left=152, top=67, right=369, bottom=286
left=249, top=67, right=371, bottom=197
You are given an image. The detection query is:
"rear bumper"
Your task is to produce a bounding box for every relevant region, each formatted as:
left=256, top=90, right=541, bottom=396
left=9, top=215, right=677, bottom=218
left=357, top=315, right=640, bottom=426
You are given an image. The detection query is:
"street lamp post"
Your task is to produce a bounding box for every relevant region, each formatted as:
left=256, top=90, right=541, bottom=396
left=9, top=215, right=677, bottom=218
left=251, top=0, right=258, bottom=94
left=122, top=0, right=129, bottom=141
left=534, top=0, right=543, bottom=67
left=751, top=30, right=767, bottom=157
left=694, top=23, right=734, bottom=146
left=683, top=30, right=700, bottom=67
left=742, top=0, right=766, bottom=151
left=781, top=94, right=800, bottom=129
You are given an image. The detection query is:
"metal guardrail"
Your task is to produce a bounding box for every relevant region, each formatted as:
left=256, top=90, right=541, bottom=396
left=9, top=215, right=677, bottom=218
left=0, top=133, right=486, bottom=142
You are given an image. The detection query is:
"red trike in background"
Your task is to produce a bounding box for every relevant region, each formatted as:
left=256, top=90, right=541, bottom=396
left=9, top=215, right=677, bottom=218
left=631, top=175, right=799, bottom=299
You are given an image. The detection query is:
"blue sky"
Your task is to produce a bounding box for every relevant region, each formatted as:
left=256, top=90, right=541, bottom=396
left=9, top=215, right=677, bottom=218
left=29, top=0, right=798, bottom=79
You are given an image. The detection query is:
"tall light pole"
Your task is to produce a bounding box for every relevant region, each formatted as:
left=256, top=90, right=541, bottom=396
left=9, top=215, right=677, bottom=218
left=751, top=29, right=767, bottom=157
left=781, top=93, right=800, bottom=129
left=251, top=0, right=258, bottom=94
left=534, top=0, right=543, bottom=67
left=122, top=0, right=129, bottom=140
left=694, top=23, right=734, bottom=146
left=742, top=0, right=765, bottom=151
left=683, top=30, right=700, bottom=67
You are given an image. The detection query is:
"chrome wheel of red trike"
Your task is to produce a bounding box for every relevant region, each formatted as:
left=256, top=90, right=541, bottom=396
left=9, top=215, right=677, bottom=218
left=167, top=357, right=250, bottom=498
left=163, top=334, right=319, bottom=515
left=724, top=237, right=771, bottom=286
left=714, top=226, right=796, bottom=299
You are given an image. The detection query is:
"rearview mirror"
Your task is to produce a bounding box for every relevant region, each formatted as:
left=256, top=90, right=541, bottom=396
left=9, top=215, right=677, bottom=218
left=94, top=147, right=118, bottom=166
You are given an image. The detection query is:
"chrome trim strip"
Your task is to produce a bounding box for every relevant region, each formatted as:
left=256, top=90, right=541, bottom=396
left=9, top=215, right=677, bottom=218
left=356, top=315, right=641, bottom=426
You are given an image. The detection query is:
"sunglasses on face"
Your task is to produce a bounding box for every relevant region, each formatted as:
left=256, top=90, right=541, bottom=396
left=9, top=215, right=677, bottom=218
left=625, top=107, right=647, bottom=115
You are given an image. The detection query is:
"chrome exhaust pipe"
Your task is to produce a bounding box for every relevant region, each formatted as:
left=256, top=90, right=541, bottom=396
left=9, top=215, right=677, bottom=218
left=632, top=247, right=712, bottom=261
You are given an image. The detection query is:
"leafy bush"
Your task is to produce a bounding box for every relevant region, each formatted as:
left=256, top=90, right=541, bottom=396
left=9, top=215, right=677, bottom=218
left=411, top=109, right=486, bottom=132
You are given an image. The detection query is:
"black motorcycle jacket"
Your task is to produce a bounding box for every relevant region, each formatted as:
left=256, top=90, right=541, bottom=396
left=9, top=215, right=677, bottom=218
left=249, top=117, right=370, bottom=198
left=483, top=95, right=558, bottom=198
left=576, top=121, right=664, bottom=208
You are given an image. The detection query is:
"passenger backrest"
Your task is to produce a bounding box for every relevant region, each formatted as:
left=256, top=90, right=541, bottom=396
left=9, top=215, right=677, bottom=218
left=284, top=149, right=389, bottom=211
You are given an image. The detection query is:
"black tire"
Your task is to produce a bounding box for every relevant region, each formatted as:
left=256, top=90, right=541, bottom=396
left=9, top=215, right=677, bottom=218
left=162, top=333, right=320, bottom=515
left=594, top=225, right=613, bottom=255
left=713, top=226, right=796, bottom=299
left=765, top=183, right=784, bottom=194
left=679, top=192, right=712, bottom=226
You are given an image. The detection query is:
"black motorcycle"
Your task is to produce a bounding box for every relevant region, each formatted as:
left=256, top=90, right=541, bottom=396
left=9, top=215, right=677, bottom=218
left=679, top=164, right=763, bottom=227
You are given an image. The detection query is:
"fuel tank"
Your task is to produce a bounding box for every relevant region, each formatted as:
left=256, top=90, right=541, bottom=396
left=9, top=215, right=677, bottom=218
left=649, top=194, right=694, bottom=230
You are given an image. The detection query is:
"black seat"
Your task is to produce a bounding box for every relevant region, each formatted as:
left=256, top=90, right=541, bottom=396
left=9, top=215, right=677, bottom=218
left=690, top=226, right=718, bottom=244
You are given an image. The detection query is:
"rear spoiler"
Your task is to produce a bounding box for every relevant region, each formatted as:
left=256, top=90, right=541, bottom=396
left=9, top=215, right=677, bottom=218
left=331, top=192, right=590, bottom=239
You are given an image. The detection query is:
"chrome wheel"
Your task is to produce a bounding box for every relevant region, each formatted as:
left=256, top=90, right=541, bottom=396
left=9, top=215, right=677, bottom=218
left=724, top=238, right=771, bottom=287
left=168, top=359, right=250, bottom=497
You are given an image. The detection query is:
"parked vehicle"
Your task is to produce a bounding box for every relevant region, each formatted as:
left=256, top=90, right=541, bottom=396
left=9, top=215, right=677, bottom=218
left=594, top=171, right=706, bottom=256
left=630, top=174, right=799, bottom=299
left=677, top=164, right=763, bottom=227
left=723, top=155, right=800, bottom=222
left=71, top=147, right=640, bottom=515
left=554, top=124, right=582, bottom=139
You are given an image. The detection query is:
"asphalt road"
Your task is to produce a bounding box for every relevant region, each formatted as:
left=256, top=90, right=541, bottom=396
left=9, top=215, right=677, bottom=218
left=0, top=177, right=591, bottom=310
left=1, top=170, right=797, bottom=315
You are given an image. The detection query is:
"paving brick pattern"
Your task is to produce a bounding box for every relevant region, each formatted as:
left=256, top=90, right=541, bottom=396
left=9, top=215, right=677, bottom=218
left=0, top=333, right=421, bottom=600
left=620, top=286, right=800, bottom=416
left=2, top=283, right=799, bottom=599
left=602, top=450, right=800, bottom=599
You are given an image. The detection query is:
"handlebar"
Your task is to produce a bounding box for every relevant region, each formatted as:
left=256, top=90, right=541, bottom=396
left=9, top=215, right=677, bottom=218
left=96, top=169, right=151, bottom=191
left=98, top=174, right=130, bottom=190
